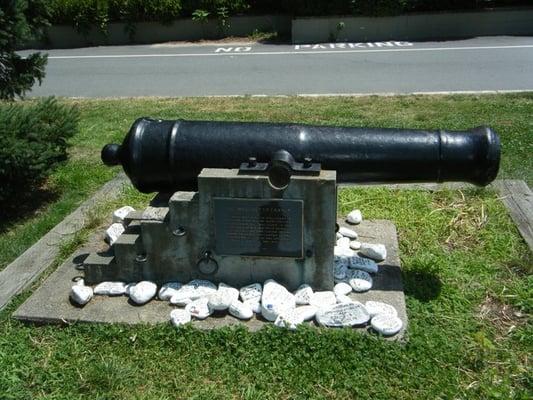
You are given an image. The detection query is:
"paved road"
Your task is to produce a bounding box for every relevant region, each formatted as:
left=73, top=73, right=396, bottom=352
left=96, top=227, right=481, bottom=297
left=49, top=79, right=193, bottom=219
left=19, top=36, right=533, bottom=97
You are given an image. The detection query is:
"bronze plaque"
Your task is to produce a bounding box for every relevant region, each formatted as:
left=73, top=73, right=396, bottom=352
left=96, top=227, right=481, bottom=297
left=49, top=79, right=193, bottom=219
left=214, top=198, right=303, bottom=258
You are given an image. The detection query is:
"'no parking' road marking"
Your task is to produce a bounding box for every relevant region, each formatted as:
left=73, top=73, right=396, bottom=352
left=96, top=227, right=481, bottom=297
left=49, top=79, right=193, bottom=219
left=45, top=43, right=533, bottom=59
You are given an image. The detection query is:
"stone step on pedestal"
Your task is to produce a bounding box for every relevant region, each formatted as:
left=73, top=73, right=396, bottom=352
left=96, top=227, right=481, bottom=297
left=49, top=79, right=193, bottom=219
left=113, top=233, right=144, bottom=283
left=83, top=251, right=117, bottom=284
left=137, top=205, right=178, bottom=283
left=124, top=219, right=141, bottom=235
left=123, top=211, right=144, bottom=225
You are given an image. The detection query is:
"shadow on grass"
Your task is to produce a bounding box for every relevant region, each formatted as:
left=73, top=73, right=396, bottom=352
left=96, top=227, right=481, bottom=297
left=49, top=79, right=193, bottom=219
left=403, top=270, right=442, bottom=302
left=0, top=186, right=60, bottom=234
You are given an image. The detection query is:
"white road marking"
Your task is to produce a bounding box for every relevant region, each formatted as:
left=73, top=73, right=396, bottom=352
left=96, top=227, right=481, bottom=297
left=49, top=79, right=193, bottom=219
left=46, top=44, right=533, bottom=60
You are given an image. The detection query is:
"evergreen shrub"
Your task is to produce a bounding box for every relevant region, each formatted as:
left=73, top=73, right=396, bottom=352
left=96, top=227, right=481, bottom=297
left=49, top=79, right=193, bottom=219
left=0, top=0, right=49, bottom=99
left=0, top=98, right=79, bottom=203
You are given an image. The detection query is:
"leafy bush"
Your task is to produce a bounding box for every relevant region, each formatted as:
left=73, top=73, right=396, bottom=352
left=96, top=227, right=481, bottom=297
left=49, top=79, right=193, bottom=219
left=352, top=0, right=407, bottom=16
left=0, top=0, right=49, bottom=100
left=108, top=0, right=183, bottom=23
left=48, top=0, right=183, bottom=32
left=0, top=98, right=79, bottom=204
left=181, top=0, right=249, bottom=16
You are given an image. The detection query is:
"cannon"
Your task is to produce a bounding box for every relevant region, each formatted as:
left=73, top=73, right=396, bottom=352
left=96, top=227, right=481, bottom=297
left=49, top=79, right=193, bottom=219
left=85, top=118, right=501, bottom=290
left=102, top=118, right=500, bottom=193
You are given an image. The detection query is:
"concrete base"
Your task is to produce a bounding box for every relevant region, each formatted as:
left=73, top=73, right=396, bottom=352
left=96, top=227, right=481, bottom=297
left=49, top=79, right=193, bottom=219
left=13, top=219, right=407, bottom=339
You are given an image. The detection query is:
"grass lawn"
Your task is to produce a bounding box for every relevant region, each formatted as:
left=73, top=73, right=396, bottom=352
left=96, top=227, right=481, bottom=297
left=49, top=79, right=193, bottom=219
left=0, top=94, right=531, bottom=399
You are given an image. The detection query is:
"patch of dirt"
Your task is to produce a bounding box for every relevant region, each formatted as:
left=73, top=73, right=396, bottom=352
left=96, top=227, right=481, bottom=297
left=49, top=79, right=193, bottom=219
left=432, top=190, right=488, bottom=251
left=151, top=33, right=285, bottom=48
left=477, top=295, right=528, bottom=339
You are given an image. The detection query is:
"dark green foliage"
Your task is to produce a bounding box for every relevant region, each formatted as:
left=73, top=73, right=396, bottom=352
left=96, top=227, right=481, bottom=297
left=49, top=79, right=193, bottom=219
left=46, top=0, right=530, bottom=32
left=0, top=98, right=79, bottom=204
left=48, top=0, right=183, bottom=34
left=181, top=0, right=249, bottom=16
left=353, top=0, right=407, bottom=16
left=0, top=0, right=49, bottom=99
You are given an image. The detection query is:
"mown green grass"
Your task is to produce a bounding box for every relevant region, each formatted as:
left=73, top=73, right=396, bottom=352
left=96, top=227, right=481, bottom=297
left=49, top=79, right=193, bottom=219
left=0, top=186, right=531, bottom=399
left=0, top=94, right=531, bottom=399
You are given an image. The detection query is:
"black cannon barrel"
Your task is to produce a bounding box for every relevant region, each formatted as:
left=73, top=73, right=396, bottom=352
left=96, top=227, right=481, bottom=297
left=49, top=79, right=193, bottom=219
left=102, top=118, right=500, bottom=193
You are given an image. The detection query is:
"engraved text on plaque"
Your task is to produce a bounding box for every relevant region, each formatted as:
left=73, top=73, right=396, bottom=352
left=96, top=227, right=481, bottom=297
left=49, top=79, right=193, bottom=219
left=214, top=198, right=303, bottom=258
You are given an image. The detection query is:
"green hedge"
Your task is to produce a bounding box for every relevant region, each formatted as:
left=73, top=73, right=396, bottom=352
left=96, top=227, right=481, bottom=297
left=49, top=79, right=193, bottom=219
left=47, top=0, right=529, bottom=32
left=0, top=98, right=79, bottom=204
left=48, top=0, right=183, bottom=33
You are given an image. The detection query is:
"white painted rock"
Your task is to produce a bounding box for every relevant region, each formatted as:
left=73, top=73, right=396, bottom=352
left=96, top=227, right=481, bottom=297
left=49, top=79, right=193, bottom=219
left=261, top=280, right=296, bottom=321
left=171, top=279, right=217, bottom=305
left=349, top=255, right=378, bottom=273
left=371, top=314, right=403, bottom=336
left=239, top=283, right=262, bottom=303
left=338, top=226, right=358, bottom=239
left=334, top=245, right=355, bottom=259
left=185, top=279, right=217, bottom=297
left=208, top=283, right=239, bottom=311
left=229, top=300, right=254, bottom=320
left=294, top=305, right=318, bottom=321
left=170, top=296, right=192, bottom=306
left=70, top=285, right=93, bottom=305
left=274, top=309, right=305, bottom=330
left=185, top=297, right=212, bottom=320
left=346, top=209, right=363, bottom=225
left=158, top=282, right=182, bottom=301
left=334, top=255, right=350, bottom=268
left=316, top=302, right=370, bottom=327
left=334, top=260, right=349, bottom=282
left=244, top=299, right=261, bottom=314
left=129, top=281, right=157, bottom=305
left=170, top=309, right=191, bottom=327
left=112, top=205, right=135, bottom=224
left=336, top=232, right=343, bottom=240
left=94, top=281, right=127, bottom=296
left=294, top=284, right=313, bottom=305
left=349, top=240, right=362, bottom=250
left=334, top=282, right=352, bottom=296
left=125, top=283, right=135, bottom=296
left=309, top=291, right=337, bottom=309
left=261, top=302, right=290, bottom=322
left=348, top=270, right=373, bottom=292
left=359, top=243, right=387, bottom=262
left=105, top=223, right=125, bottom=246
left=365, top=301, right=398, bottom=318
left=335, top=293, right=354, bottom=304
left=336, top=237, right=351, bottom=248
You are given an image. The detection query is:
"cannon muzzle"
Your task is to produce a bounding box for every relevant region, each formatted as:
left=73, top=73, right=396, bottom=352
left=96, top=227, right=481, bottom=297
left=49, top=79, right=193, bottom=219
left=102, top=118, right=500, bottom=193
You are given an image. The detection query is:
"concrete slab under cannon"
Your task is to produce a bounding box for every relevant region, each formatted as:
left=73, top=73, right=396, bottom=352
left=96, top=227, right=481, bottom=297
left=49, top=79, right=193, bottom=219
left=13, top=219, right=408, bottom=339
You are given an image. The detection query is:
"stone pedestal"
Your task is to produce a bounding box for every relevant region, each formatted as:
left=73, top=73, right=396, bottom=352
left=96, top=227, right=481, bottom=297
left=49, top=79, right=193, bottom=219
left=84, top=168, right=337, bottom=291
